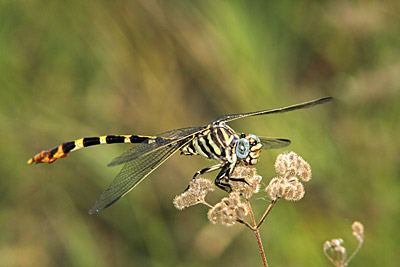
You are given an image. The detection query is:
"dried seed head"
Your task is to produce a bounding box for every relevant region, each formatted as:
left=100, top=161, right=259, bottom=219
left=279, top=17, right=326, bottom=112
left=267, top=151, right=312, bottom=201
left=334, top=245, right=347, bottom=264
left=232, top=164, right=257, bottom=178
left=222, top=197, right=232, bottom=207
left=274, top=151, right=312, bottom=182
left=335, top=245, right=346, bottom=254
left=229, top=165, right=262, bottom=198
left=265, top=177, right=287, bottom=200
left=324, top=222, right=364, bottom=266
left=207, top=192, right=248, bottom=226
left=173, top=178, right=214, bottom=210
left=331, top=238, right=344, bottom=247
left=283, top=178, right=305, bottom=201
left=191, top=177, right=215, bottom=196
left=214, top=202, right=224, bottom=212
left=352, top=221, right=364, bottom=242
left=173, top=192, right=194, bottom=210
left=297, top=160, right=312, bottom=182
left=323, top=241, right=332, bottom=252
left=274, top=153, right=288, bottom=175
left=323, top=238, right=347, bottom=266
left=221, top=207, right=236, bottom=226
left=207, top=203, right=221, bottom=224
left=235, top=203, right=248, bottom=218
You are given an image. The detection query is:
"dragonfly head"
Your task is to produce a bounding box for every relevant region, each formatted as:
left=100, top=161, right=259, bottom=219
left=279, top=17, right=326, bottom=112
left=235, top=133, right=263, bottom=165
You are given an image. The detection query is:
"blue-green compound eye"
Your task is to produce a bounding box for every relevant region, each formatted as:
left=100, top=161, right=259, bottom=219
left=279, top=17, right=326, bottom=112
left=249, top=134, right=260, bottom=143
left=236, top=138, right=250, bottom=159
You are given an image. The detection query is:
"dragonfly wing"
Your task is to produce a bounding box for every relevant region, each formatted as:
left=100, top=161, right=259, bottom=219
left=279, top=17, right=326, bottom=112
left=158, top=126, right=205, bottom=138
left=108, top=138, right=172, bottom=167
left=107, top=126, right=204, bottom=167
left=89, top=138, right=190, bottom=214
left=259, top=137, right=291, bottom=150
left=212, top=97, right=333, bottom=124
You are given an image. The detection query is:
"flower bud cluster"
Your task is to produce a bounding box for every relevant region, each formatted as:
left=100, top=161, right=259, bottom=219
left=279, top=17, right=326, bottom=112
left=323, top=238, right=347, bottom=266
left=265, top=152, right=310, bottom=201
left=323, top=221, right=364, bottom=266
left=173, top=178, right=214, bottom=210
left=207, top=193, right=248, bottom=226
left=265, top=176, right=305, bottom=201
left=352, top=221, right=364, bottom=243
left=274, top=151, right=311, bottom=181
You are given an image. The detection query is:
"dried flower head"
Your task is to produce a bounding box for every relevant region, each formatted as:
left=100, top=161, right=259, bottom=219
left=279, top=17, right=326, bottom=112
left=334, top=245, right=347, bottom=264
left=265, top=177, right=286, bottom=200
left=229, top=164, right=262, bottom=198
left=283, top=177, right=305, bottom=201
left=207, top=192, right=248, bottom=226
left=323, top=221, right=365, bottom=267
left=352, top=221, right=364, bottom=243
left=265, top=176, right=305, bottom=201
left=266, top=151, right=311, bottom=202
left=274, top=151, right=311, bottom=182
left=173, top=178, right=214, bottom=210
left=331, top=238, right=344, bottom=247
left=323, top=238, right=347, bottom=266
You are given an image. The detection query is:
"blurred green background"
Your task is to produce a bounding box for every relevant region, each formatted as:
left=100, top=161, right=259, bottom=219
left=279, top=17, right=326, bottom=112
left=1, top=0, right=399, bottom=266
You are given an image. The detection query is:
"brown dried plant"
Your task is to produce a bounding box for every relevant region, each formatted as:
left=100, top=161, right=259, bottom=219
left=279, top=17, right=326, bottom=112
left=173, top=151, right=312, bottom=267
left=323, top=221, right=364, bottom=267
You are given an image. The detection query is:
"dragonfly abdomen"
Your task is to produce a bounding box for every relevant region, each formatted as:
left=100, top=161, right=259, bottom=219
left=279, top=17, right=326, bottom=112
left=181, top=124, right=238, bottom=162
left=27, top=135, right=156, bottom=164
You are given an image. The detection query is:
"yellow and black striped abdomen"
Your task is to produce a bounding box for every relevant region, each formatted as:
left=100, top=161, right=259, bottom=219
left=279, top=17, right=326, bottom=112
left=181, top=124, right=238, bottom=162
left=27, top=135, right=156, bottom=164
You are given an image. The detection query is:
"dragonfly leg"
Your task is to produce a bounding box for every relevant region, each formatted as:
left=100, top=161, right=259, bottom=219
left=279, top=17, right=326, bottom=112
left=192, top=164, right=223, bottom=180
left=214, top=163, right=233, bottom=193
left=185, top=164, right=222, bottom=191
left=228, top=177, right=250, bottom=186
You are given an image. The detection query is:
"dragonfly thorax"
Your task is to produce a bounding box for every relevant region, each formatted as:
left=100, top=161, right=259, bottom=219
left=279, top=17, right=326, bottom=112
left=180, top=123, right=239, bottom=163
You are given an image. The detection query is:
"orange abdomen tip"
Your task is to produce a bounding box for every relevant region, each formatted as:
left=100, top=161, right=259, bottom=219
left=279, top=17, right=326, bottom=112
left=27, top=150, right=47, bottom=164
left=27, top=149, right=64, bottom=164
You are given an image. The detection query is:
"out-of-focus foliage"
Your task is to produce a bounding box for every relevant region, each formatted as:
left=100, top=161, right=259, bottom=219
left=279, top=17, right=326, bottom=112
left=1, top=0, right=399, bottom=266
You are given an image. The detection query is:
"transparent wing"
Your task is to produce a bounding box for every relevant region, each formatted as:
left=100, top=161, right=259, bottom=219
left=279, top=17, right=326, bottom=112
left=212, top=97, right=333, bottom=124
left=158, top=126, right=205, bottom=138
left=259, top=137, right=291, bottom=150
left=89, top=138, right=190, bottom=214
left=108, top=126, right=204, bottom=167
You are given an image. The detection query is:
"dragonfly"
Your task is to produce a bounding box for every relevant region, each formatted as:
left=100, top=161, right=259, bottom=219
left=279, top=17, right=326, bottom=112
left=28, top=97, right=332, bottom=214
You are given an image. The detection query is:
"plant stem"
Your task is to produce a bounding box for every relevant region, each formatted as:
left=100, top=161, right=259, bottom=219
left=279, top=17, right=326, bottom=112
left=344, top=238, right=363, bottom=266
left=254, top=228, right=268, bottom=267
left=200, top=200, right=214, bottom=209
left=246, top=199, right=268, bottom=267
left=236, top=219, right=255, bottom=230
left=257, top=199, right=278, bottom=228
left=323, top=249, right=336, bottom=266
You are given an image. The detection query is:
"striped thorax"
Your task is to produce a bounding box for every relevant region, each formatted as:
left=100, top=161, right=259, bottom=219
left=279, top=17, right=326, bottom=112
left=181, top=123, right=238, bottom=162
left=181, top=123, right=263, bottom=166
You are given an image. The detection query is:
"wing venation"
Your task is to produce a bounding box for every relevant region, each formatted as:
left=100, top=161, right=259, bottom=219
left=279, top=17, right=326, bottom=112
left=89, top=138, right=192, bottom=214
left=108, top=126, right=204, bottom=167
